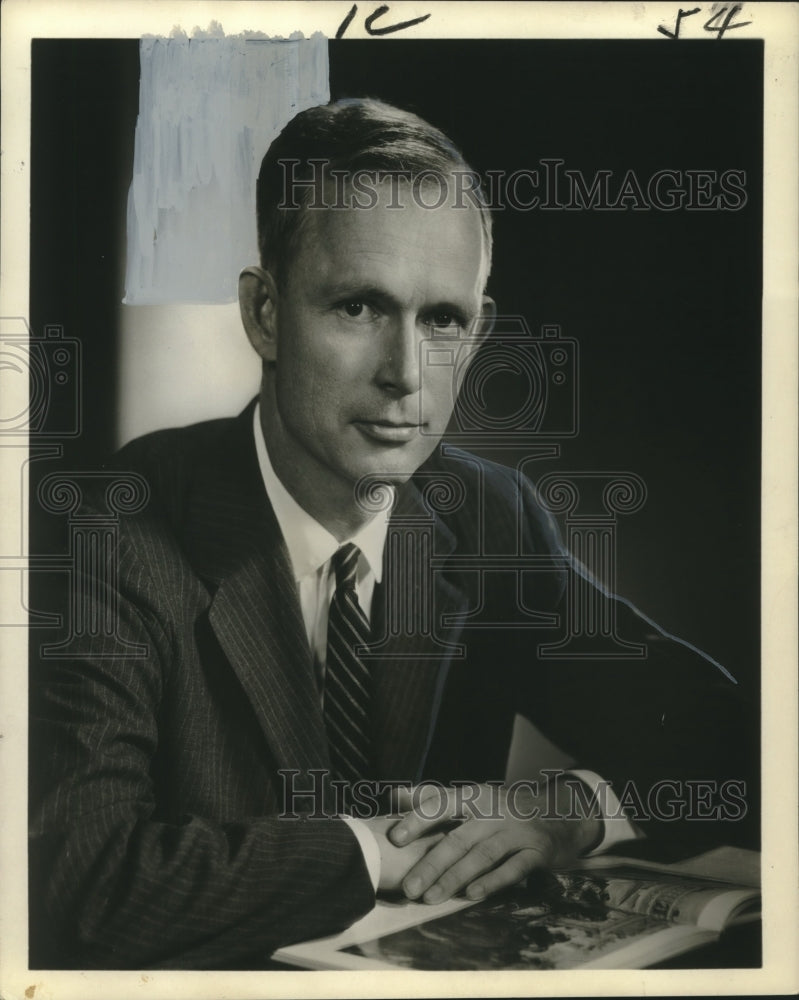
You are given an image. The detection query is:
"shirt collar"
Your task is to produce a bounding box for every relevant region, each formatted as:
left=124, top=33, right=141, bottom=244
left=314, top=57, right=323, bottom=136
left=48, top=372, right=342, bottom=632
left=253, top=403, right=389, bottom=584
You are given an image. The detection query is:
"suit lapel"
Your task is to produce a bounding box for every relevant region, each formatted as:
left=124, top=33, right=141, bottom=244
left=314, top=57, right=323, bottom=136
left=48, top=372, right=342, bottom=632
left=208, top=540, right=331, bottom=777
left=368, top=478, right=468, bottom=782
left=183, top=404, right=330, bottom=777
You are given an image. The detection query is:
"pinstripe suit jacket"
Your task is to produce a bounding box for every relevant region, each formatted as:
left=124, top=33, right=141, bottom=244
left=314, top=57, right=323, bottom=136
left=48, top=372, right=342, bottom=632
left=29, top=401, right=752, bottom=969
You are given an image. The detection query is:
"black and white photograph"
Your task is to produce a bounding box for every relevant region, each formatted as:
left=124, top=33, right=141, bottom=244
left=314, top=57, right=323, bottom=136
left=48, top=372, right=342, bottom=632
left=1, top=2, right=796, bottom=997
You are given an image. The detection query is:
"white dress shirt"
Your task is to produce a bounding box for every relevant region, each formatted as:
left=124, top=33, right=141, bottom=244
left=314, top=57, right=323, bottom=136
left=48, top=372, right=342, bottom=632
left=253, top=404, right=389, bottom=682
left=252, top=405, right=640, bottom=892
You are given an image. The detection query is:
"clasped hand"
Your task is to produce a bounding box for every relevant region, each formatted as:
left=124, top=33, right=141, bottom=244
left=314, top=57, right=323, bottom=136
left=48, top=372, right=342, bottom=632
left=363, top=781, right=602, bottom=904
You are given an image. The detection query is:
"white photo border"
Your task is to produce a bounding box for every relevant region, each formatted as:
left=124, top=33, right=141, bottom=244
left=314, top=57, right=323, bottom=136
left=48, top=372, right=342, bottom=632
left=1, top=2, right=796, bottom=997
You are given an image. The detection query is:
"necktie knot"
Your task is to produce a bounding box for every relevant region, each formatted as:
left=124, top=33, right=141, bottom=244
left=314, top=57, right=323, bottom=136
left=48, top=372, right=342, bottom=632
left=332, top=542, right=360, bottom=593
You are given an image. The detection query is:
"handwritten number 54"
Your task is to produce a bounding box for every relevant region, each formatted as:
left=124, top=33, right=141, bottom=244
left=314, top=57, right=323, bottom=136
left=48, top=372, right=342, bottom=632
left=336, top=3, right=432, bottom=39
left=658, top=4, right=752, bottom=40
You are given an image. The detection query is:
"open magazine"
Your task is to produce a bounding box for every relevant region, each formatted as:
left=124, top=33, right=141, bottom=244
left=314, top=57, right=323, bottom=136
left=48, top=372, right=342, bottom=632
left=273, top=847, right=760, bottom=970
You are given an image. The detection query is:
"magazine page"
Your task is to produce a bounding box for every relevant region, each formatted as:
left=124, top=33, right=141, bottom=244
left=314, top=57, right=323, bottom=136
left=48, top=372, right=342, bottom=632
left=275, top=850, right=762, bottom=971
left=272, top=895, right=477, bottom=971
left=275, top=863, right=759, bottom=971
left=309, top=880, right=716, bottom=971
left=553, top=867, right=760, bottom=931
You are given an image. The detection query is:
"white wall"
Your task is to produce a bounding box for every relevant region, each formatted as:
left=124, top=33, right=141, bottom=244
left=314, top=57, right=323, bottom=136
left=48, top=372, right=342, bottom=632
left=117, top=302, right=260, bottom=446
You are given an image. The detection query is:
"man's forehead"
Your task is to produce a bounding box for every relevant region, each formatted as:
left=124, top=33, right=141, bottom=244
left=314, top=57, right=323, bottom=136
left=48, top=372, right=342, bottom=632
left=290, top=182, right=488, bottom=296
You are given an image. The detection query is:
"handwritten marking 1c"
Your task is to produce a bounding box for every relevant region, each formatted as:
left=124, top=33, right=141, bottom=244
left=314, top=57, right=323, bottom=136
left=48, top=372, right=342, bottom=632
left=336, top=3, right=432, bottom=40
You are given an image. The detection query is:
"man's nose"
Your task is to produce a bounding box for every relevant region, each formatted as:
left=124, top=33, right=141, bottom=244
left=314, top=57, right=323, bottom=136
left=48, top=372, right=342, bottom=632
left=375, top=316, right=422, bottom=396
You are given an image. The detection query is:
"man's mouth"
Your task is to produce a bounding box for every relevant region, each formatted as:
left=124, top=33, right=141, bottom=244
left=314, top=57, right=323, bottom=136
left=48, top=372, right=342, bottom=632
left=353, top=420, right=423, bottom=444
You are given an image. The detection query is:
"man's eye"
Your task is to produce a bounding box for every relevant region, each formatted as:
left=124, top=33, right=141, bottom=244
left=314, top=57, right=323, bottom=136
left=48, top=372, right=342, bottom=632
left=337, top=301, right=378, bottom=322
left=426, top=312, right=465, bottom=334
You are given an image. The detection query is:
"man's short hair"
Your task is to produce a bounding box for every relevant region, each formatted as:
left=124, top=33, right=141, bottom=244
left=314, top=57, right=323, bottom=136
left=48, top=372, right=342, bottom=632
left=256, top=97, right=493, bottom=287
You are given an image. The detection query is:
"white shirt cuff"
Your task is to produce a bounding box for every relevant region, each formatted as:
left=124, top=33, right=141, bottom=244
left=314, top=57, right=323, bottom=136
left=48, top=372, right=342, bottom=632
left=340, top=815, right=381, bottom=891
left=567, top=769, right=645, bottom=856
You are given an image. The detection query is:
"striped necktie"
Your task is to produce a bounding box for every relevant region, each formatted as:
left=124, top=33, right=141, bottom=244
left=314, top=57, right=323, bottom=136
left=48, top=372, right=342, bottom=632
left=323, top=543, right=372, bottom=784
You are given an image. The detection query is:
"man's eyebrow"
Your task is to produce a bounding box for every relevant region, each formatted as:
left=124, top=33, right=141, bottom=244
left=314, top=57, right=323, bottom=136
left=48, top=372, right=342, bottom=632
left=319, top=281, right=398, bottom=306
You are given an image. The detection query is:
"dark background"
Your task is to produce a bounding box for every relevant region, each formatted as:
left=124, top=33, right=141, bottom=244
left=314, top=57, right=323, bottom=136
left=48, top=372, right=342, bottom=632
left=30, top=38, right=762, bottom=692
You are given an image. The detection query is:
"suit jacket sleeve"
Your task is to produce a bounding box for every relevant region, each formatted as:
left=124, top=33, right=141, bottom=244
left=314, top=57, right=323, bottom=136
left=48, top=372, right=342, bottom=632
left=29, top=522, right=375, bottom=970
left=514, top=471, right=758, bottom=850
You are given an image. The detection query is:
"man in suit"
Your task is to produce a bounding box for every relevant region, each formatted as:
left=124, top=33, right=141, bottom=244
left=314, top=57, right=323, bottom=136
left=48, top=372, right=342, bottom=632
left=29, top=99, right=754, bottom=969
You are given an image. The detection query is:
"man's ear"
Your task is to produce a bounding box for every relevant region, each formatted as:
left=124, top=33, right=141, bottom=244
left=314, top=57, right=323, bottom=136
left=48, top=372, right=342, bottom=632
left=238, top=265, right=279, bottom=362
left=476, top=294, right=497, bottom=343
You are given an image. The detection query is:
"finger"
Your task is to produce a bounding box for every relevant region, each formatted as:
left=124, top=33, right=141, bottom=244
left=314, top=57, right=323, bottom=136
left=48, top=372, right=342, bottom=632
left=377, top=831, right=446, bottom=893
left=401, top=818, right=496, bottom=899
left=389, top=784, right=456, bottom=845
left=407, top=830, right=446, bottom=863
left=411, top=828, right=516, bottom=903
left=390, top=784, right=417, bottom=812
left=464, top=847, right=546, bottom=901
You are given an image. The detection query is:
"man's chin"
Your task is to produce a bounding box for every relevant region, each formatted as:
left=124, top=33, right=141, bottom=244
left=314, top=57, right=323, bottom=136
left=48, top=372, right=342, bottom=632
left=351, top=466, right=413, bottom=492
left=352, top=453, right=434, bottom=487
left=347, top=454, right=433, bottom=512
